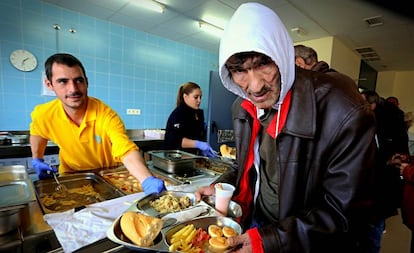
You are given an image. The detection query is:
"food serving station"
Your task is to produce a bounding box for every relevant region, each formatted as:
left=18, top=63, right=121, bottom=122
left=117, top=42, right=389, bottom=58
left=0, top=149, right=234, bottom=253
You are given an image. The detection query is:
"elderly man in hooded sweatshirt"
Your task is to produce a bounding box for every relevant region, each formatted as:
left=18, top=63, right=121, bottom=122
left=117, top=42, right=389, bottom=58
left=195, top=3, right=377, bottom=253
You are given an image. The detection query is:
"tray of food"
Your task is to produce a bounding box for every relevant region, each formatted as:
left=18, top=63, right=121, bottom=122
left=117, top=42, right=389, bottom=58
left=100, top=167, right=178, bottom=194
left=107, top=213, right=242, bottom=253
left=34, top=173, right=125, bottom=214
left=148, top=150, right=200, bottom=174
left=101, top=169, right=142, bottom=194
left=136, top=191, right=197, bottom=217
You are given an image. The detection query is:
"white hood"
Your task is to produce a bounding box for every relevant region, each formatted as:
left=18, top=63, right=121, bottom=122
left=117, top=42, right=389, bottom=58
left=219, top=2, right=295, bottom=109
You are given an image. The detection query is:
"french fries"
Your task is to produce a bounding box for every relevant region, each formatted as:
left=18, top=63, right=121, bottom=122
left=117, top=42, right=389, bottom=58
left=169, top=224, right=201, bottom=252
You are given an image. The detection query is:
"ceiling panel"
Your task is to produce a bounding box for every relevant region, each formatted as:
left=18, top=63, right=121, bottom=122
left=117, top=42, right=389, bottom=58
left=41, top=0, right=414, bottom=71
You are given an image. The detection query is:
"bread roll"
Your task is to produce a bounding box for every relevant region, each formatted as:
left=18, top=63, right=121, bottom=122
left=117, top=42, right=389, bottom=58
left=120, top=211, right=163, bottom=247
left=220, top=144, right=236, bottom=159
left=222, top=226, right=237, bottom=237
left=209, top=236, right=229, bottom=252
left=208, top=224, right=224, bottom=238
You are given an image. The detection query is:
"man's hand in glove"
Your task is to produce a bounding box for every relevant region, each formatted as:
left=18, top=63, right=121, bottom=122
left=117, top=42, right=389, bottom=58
left=195, top=141, right=217, bottom=158
left=32, top=158, right=58, bottom=179
left=142, top=176, right=166, bottom=195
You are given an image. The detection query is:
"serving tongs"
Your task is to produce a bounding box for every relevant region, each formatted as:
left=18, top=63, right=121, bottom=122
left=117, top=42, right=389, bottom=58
left=50, top=170, right=68, bottom=193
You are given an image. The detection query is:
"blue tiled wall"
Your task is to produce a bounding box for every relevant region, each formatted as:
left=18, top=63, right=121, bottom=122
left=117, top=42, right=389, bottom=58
left=0, top=0, right=218, bottom=130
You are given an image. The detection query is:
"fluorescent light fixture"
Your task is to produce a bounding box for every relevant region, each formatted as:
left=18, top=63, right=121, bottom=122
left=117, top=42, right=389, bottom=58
left=133, top=0, right=165, bottom=13
left=198, top=21, right=224, bottom=37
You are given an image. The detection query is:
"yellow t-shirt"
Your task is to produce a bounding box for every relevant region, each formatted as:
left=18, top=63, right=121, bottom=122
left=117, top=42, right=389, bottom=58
left=30, top=97, right=138, bottom=173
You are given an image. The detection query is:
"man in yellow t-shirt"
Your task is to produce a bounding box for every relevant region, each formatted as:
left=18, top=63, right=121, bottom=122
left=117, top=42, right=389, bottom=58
left=30, top=53, right=165, bottom=195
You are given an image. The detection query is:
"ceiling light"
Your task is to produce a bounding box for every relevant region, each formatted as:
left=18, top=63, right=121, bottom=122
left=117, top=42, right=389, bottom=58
left=291, top=27, right=307, bottom=37
left=198, top=21, right=224, bottom=37
left=132, top=0, right=165, bottom=13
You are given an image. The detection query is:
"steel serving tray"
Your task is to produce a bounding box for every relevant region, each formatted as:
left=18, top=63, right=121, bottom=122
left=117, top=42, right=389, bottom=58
left=0, top=165, right=36, bottom=208
left=34, top=173, right=125, bottom=214
left=201, top=196, right=242, bottom=218
left=100, top=166, right=178, bottom=194
left=107, top=210, right=242, bottom=252
left=148, top=150, right=200, bottom=174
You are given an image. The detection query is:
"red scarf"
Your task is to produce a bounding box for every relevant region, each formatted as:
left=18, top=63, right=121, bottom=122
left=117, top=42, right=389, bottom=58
left=233, top=90, right=291, bottom=223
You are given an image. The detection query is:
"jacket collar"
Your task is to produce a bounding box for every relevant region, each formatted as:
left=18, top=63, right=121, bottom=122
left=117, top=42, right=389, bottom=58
left=283, top=71, right=316, bottom=139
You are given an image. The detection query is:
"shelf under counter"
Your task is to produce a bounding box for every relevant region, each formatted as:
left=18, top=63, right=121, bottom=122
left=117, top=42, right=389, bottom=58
left=0, top=138, right=164, bottom=159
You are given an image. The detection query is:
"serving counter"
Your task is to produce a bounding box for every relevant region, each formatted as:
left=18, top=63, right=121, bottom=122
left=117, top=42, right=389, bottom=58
left=0, top=156, right=230, bottom=252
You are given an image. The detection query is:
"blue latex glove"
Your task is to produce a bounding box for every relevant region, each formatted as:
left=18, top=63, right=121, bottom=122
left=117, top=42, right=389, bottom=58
left=195, top=141, right=217, bottom=158
left=32, top=158, right=58, bottom=180
left=142, top=176, right=166, bottom=195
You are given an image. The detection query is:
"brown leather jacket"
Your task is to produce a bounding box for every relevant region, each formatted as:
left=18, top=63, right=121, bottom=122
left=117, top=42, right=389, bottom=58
left=218, top=68, right=377, bottom=253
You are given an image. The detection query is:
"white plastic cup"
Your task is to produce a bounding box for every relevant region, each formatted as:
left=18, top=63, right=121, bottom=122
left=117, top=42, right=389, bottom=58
left=214, top=183, right=235, bottom=216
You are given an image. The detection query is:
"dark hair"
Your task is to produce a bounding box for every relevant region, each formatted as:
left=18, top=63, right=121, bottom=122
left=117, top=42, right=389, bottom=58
left=44, top=53, right=87, bottom=81
left=176, top=82, right=201, bottom=107
left=386, top=96, right=399, bottom=107
left=294, top=45, right=318, bottom=65
left=361, top=90, right=380, bottom=105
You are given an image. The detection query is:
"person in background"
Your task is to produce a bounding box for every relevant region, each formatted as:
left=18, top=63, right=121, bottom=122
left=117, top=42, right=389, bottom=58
left=386, top=96, right=400, bottom=108
left=361, top=90, right=409, bottom=253
left=390, top=154, right=414, bottom=253
left=30, top=53, right=165, bottom=195
left=405, top=112, right=413, bottom=130
left=196, top=3, right=377, bottom=253
left=294, top=44, right=336, bottom=73
left=164, top=82, right=216, bottom=157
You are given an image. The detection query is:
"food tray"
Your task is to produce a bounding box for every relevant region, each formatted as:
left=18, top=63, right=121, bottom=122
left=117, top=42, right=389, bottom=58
left=100, top=166, right=178, bottom=194
left=107, top=213, right=242, bottom=252
left=0, top=165, right=36, bottom=208
left=136, top=191, right=197, bottom=217
left=148, top=150, right=200, bottom=174
left=34, top=173, right=125, bottom=214
left=202, top=196, right=242, bottom=218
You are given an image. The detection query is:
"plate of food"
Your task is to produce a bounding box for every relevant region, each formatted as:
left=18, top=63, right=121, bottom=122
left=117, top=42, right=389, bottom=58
left=107, top=213, right=242, bottom=252
left=164, top=216, right=242, bottom=252
left=106, top=211, right=166, bottom=252
left=136, top=191, right=196, bottom=217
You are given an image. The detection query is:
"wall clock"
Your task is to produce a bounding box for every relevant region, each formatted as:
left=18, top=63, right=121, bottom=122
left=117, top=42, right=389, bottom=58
left=10, top=49, right=38, bottom=72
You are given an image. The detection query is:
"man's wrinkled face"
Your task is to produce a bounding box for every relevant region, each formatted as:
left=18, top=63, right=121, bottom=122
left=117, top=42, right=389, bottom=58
left=226, top=53, right=281, bottom=109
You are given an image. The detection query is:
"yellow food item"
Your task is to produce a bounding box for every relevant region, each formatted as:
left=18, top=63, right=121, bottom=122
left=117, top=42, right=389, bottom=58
left=120, top=212, right=163, bottom=247
left=222, top=226, right=237, bottom=237
left=209, top=236, right=229, bottom=252
left=220, top=144, right=236, bottom=159
left=208, top=224, right=223, bottom=238
left=169, top=224, right=198, bottom=252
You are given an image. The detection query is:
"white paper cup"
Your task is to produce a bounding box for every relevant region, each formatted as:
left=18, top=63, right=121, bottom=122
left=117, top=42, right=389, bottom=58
left=214, top=183, right=235, bottom=216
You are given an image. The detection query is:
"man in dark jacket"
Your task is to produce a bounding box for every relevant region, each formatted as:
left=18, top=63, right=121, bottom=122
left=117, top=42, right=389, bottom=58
left=294, top=44, right=336, bottom=73
left=196, top=3, right=377, bottom=253
left=361, top=90, right=409, bottom=252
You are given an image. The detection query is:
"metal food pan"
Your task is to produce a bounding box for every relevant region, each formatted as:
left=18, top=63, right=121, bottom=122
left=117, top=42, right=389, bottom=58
left=34, top=173, right=125, bottom=214
left=201, top=196, right=242, bottom=218
left=100, top=166, right=179, bottom=194
left=0, top=165, right=36, bottom=208
left=148, top=150, right=199, bottom=174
